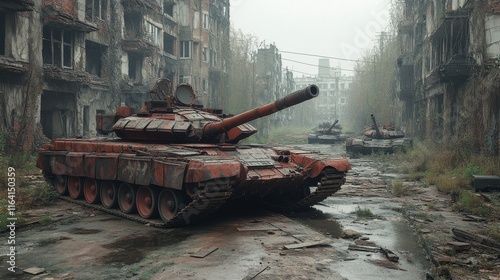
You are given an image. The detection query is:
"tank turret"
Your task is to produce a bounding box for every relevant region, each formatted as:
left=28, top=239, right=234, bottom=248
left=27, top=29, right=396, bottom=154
left=97, top=79, right=318, bottom=144
left=363, top=114, right=405, bottom=139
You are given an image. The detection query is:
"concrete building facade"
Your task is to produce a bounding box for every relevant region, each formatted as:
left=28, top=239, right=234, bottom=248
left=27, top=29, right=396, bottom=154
left=294, top=59, right=353, bottom=126
left=0, top=0, right=229, bottom=153
left=396, top=0, right=500, bottom=153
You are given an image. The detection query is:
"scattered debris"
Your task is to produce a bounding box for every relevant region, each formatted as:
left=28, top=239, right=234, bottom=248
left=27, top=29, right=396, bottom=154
left=237, top=225, right=278, bottom=232
left=452, top=228, right=500, bottom=252
left=243, top=266, right=270, bottom=280
left=24, top=267, right=46, bottom=275
left=284, top=240, right=330, bottom=250
left=190, top=247, right=218, bottom=258
left=381, top=248, right=399, bottom=262
left=447, top=241, right=471, bottom=252
left=462, top=215, right=486, bottom=222
left=347, top=244, right=380, bottom=253
left=341, top=229, right=362, bottom=239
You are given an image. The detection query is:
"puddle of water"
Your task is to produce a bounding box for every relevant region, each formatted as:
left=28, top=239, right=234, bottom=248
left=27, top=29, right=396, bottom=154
left=66, top=228, right=102, bottom=235
left=286, top=208, right=343, bottom=238
left=100, top=229, right=190, bottom=265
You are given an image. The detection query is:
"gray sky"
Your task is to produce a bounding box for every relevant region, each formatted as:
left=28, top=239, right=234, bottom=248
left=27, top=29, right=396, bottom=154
left=230, top=0, right=393, bottom=77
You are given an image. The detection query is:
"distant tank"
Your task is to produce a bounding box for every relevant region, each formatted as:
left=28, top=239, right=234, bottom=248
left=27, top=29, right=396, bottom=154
left=308, top=120, right=349, bottom=144
left=37, top=78, right=351, bottom=227
left=345, top=114, right=412, bottom=154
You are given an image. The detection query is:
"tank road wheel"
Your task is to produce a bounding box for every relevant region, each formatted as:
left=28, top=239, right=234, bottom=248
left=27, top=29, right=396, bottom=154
left=100, top=181, right=118, bottom=209
left=67, top=176, right=83, bottom=199
left=118, top=183, right=137, bottom=214
left=136, top=186, right=158, bottom=219
left=158, top=189, right=183, bottom=222
left=53, top=175, right=68, bottom=195
left=83, top=178, right=100, bottom=204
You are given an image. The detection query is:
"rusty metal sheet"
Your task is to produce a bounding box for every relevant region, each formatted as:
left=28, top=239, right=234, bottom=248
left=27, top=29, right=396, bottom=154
left=135, top=119, right=152, bottom=130
left=157, top=119, right=175, bottom=132
left=84, top=154, right=96, bottom=178
left=117, top=154, right=153, bottom=185
left=71, top=140, right=97, bottom=152
left=152, top=160, right=187, bottom=190
left=47, top=151, right=69, bottom=175
left=112, top=118, right=129, bottom=130
left=95, top=154, right=119, bottom=180
left=184, top=157, right=242, bottom=183
left=291, top=153, right=351, bottom=178
left=65, top=152, right=86, bottom=176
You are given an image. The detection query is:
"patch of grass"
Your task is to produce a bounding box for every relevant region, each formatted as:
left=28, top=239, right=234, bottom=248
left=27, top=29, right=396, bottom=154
left=453, top=191, right=492, bottom=217
left=482, top=223, right=500, bottom=242
left=0, top=152, right=55, bottom=232
left=354, top=206, right=375, bottom=219
left=39, top=216, right=52, bottom=225
left=434, top=175, right=462, bottom=194
left=391, top=180, right=411, bottom=197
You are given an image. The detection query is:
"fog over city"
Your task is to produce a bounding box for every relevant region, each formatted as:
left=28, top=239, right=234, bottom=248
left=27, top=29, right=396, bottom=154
left=230, top=0, right=392, bottom=77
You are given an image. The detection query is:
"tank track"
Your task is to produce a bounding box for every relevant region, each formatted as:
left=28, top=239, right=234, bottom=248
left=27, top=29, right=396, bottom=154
left=288, top=169, right=346, bottom=210
left=57, top=178, right=233, bottom=228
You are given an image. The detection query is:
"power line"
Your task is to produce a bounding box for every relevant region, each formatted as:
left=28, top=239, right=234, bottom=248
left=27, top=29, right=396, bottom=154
left=279, top=50, right=365, bottom=63
left=281, top=58, right=362, bottom=72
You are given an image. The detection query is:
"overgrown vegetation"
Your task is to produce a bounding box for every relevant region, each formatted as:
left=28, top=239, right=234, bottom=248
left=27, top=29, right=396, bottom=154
left=398, top=140, right=500, bottom=240
left=354, top=206, right=376, bottom=219
left=0, top=152, right=56, bottom=231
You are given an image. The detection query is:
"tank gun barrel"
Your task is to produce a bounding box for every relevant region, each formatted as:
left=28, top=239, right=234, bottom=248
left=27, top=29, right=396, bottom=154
left=327, top=119, right=339, bottom=133
left=370, top=114, right=382, bottom=138
left=204, top=85, right=319, bottom=138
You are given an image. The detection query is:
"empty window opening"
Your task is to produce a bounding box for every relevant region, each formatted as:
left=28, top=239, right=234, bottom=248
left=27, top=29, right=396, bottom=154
left=124, top=13, right=141, bottom=38
left=85, top=40, right=107, bottom=77
left=43, top=27, right=73, bottom=68
left=128, top=54, right=143, bottom=82
left=163, top=32, right=175, bottom=55
left=164, top=2, right=174, bottom=17
left=86, top=0, right=108, bottom=22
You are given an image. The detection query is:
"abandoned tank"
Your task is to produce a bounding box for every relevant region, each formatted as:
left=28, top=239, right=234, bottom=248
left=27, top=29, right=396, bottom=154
left=308, top=120, right=349, bottom=144
left=345, top=114, right=413, bottom=154
left=37, top=78, right=351, bottom=227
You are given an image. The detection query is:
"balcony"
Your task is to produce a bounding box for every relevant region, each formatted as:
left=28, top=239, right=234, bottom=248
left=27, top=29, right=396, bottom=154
left=121, top=0, right=160, bottom=14
left=437, top=55, right=477, bottom=82
left=398, top=19, right=413, bottom=34
left=43, top=0, right=97, bottom=32
left=122, top=33, right=156, bottom=57
left=0, top=57, right=29, bottom=74
left=0, top=0, right=34, bottom=11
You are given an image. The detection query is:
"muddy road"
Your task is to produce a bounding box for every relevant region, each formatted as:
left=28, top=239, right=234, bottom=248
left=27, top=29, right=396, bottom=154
left=1, top=143, right=435, bottom=280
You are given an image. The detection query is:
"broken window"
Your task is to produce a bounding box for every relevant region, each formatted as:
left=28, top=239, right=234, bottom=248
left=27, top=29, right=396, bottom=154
left=146, top=21, right=161, bottom=46
left=203, top=13, right=209, bottom=29
left=180, top=41, right=191, bottom=58
left=85, top=40, right=107, bottom=77
left=0, top=13, right=5, bottom=56
left=210, top=49, right=217, bottom=67
left=163, top=32, right=175, bottom=55
left=85, top=0, right=108, bottom=22
left=202, top=46, right=208, bottom=62
left=124, top=12, right=141, bottom=38
left=164, top=1, right=174, bottom=17
left=43, top=27, right=73, bottom=68
left=128, top=54, right=143, bottom=82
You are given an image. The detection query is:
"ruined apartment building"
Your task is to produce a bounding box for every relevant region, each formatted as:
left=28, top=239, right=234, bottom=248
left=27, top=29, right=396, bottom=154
left=396, top=0, right=500, bottom=153
left=294, top=60, right=353, bottom=126
left=0, top=0, right=229, bottom=152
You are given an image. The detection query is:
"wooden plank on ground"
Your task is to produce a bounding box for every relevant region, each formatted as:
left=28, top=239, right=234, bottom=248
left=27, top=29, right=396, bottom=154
left=190, top=247, right=218, bottom=258
left=284, top=240, right=330, bottom=250
left=348, top=244, right=380, bottom=253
